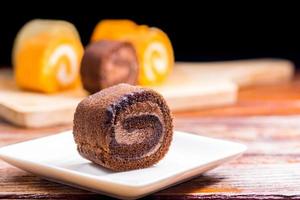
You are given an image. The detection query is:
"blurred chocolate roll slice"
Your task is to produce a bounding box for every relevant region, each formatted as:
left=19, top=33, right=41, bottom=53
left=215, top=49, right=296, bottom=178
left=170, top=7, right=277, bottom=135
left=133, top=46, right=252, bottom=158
left=73, top=84, right=173, bottom=171
left=80, top=40, right=138, bottom=93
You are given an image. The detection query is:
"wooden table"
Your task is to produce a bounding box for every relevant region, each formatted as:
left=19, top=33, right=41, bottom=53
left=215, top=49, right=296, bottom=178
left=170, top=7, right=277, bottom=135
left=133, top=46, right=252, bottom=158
left=1, top=78, right=300, bottom=199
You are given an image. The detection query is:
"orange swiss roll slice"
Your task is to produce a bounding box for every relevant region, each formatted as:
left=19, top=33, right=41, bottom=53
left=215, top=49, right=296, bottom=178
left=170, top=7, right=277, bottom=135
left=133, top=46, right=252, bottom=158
left=91, top=19, right=174, bottom=85
left=14, top=19, right=83, bottom=93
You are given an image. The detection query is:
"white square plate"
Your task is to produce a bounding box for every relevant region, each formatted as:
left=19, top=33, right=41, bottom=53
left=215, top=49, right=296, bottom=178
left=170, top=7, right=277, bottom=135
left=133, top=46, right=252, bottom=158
left=0, top=131, right=246, bottom=199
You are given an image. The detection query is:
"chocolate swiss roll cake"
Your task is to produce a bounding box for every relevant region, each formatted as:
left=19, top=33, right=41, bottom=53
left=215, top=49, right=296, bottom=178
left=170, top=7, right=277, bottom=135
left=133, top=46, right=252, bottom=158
left=73, top=84, right=173, bottom=171
left=80, top=40, right=139, bottom=94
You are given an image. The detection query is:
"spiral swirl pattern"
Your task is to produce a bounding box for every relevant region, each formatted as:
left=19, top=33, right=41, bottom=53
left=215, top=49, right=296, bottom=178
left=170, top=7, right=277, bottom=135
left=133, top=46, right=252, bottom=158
left=48, top=44, right=78, bottom=86
left=144, top=41, right=169, bottom=82
left=73, top=84, right=173, bottom=171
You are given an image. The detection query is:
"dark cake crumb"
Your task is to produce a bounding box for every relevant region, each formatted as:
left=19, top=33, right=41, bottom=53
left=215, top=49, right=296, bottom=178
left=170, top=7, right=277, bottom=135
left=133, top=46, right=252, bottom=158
left=73, top=83, right=173, bottom=171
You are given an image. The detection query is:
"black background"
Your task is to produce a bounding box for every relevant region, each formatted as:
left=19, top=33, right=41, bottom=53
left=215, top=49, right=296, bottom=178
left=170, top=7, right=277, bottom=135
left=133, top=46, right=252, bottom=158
left=0, top=3, right=299, bottom=67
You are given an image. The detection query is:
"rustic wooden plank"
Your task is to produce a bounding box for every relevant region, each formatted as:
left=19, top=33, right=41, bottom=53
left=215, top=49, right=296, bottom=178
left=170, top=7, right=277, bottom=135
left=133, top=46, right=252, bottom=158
left=0, top=67, right=236, bottom=127
left=1, top=76, right=300, bottom=199
left=0, top=115, right=300, bottom=199
left=158, top=162, right=300, bottom=195
left=0, top=118, right=71, bottom=134
left=1, top=155, right=299, bottom=199
left=0, top=59, right=294, bottom=127
left=176, top=76, right=300, bottom=117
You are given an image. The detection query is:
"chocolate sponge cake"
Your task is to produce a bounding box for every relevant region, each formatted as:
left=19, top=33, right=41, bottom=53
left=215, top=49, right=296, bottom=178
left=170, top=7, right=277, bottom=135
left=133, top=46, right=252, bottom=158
left=73, top=84, right=173, bottom=171
left=80, top=40, right=138, bottom=94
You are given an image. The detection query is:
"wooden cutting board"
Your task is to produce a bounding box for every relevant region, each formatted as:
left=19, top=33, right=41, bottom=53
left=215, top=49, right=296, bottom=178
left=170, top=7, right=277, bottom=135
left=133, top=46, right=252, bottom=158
left=0, top=59, right=294, bottom=127
left=175, top=59, right=294, bottom=87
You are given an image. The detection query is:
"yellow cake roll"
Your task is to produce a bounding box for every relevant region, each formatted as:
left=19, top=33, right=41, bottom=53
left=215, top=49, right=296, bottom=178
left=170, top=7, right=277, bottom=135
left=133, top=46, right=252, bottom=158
left=14, top=19, right=83, bottom=93
left=91, top=19, right=174, bottom=85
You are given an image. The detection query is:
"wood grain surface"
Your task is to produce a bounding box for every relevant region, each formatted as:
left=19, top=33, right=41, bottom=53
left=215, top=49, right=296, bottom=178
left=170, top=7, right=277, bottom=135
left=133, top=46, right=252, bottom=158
left=0, top=59, right=294, bottom=127
left=1, top=75, right=300, bottom=199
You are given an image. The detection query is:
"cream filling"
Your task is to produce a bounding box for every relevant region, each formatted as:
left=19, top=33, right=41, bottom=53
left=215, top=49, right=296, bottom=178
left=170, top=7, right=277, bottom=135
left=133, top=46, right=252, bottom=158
left=48, top=44, right=78, bottom=86
left=113, top=101, right=165, bottom=159
left=115, top=113, right=162, bottom=145
left=144, top=42, right=169, bottom=81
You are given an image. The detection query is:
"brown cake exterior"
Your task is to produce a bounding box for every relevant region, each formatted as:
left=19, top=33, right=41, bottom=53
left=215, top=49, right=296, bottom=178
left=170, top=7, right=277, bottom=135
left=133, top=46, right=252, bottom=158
left=80, top=40, right=139, bottom=94
left=73, top=84, right=173, bottom=171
